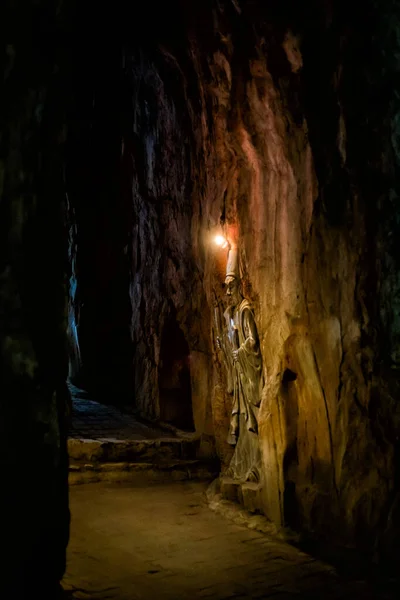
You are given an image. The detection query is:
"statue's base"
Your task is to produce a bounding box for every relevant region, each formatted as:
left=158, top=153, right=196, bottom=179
left=220, top=476, right=263, bottom=514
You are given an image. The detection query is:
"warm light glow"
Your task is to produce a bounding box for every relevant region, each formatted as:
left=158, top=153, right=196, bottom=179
left=215, top=235, right=229, bottom=248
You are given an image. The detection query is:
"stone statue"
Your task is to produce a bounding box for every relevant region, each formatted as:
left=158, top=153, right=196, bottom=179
left=216, top=245, right=263, bottom=483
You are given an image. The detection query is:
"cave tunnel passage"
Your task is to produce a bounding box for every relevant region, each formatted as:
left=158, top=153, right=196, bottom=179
left=65, top=253, right=151, bottom=441
left=65, top=280, right=182, bottom=443
left=158, top=316, right=195, bottom=432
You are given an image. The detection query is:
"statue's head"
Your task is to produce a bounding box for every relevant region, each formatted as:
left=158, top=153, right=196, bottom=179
left=225, top=275, right=242, bottom=307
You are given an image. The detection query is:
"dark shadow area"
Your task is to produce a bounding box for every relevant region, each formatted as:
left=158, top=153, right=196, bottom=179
left=63, top=27, right=134, bottom=408
left=281, top=362, right=301, bottom=531
left=159, top=312, right=194, bottom=432
left=294, top=536, right=399, bottom=597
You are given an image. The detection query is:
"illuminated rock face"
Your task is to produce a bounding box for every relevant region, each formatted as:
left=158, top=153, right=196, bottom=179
left=110, top=0, right=400, bottom=556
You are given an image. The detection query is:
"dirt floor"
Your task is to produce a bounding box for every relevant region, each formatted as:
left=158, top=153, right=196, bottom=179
left=63, top=481, right=397, bottom=600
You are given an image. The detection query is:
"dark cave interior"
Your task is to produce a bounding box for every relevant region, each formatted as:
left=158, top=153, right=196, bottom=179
left=1, top=0, right=400, bottom=597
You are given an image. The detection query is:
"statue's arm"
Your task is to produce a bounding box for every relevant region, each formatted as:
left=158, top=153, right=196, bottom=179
left=240, top=308, right=259, bottom=354
left=233, top=308, right=259, bottom=364
left=236, top=308, right=263, bottom=407
left=217, top=307, right=234, bottom=394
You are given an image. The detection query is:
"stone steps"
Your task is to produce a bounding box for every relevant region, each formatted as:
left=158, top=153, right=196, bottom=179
left=68, top=436, right=199, bottom=463
left=68, top=436, right=219, bottom=485
left=69, top=459, right=217, bottom=485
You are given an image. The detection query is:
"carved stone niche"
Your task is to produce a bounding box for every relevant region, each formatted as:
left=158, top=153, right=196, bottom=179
left=213, top=243, right=264, bottom=513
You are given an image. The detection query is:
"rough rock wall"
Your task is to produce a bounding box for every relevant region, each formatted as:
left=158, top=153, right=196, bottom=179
left=188, top=0, right=400, bottom=555
left=0, top=1, right=71, bottom=593
left=123, top=46, right=216, bottom=450
left=120, top=0, right=400, bottom=556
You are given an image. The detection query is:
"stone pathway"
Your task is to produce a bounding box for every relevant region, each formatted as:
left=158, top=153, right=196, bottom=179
left=63, top=481, right=397, bottom=600
left=69, top=383, right=177, bottom=441
left=67, top=384, right=216, bottom=485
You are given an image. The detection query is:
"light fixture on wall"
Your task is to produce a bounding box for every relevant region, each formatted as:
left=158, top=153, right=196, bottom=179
left=214, top=234, right=229, bottom=249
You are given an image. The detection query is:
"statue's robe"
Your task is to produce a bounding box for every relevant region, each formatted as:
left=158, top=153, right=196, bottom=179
left=224, top=298, right=263, bottom=482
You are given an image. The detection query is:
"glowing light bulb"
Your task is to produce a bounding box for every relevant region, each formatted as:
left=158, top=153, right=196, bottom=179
left=215, top=235, right=228, bottom=248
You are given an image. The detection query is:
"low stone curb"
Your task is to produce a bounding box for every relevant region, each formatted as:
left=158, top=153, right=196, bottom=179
left=69, top=460, right=218, bottom=485
left=206, top=478, right=301, bottom=546
left=68, top=437, right=199, bottom=463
